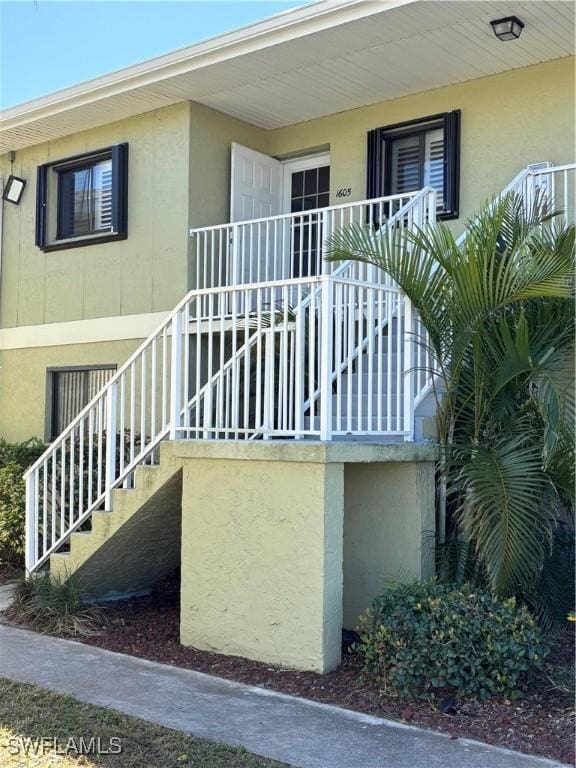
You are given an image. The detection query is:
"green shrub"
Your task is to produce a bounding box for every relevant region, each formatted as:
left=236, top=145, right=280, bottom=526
left=0, top=437, right=45, bottom=471
left=357, top=579, right=549, bottom=700
left=0, top=438, right=44, bottom=568
left=0, top=462, right=26, bottom=566
left=7, top=572, right=104, bottom=636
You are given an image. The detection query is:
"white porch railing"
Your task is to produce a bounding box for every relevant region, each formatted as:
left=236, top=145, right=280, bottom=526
left=190, top=189, right=437, bottom=290
left=510, top=163, right=575, bottom=227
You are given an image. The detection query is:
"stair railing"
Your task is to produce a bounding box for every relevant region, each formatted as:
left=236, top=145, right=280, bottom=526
left=23, top=188, right=437, bottom=574
left=300, top=187, right=437, bottom=421
left=190, top=189, right=435, bottom=290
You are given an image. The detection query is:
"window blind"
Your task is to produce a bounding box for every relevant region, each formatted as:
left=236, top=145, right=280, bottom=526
left=95, top=159, right=113, bottom=231
left=424, top=128, right=445, bottom=210
left=52, top=368, right=115, bottom=436
left=390, top=136, right=421, bottom=195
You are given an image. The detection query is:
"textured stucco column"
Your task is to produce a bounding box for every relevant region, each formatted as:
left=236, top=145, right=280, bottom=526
left=343, top=460, right=436, bottom=628
left=180, top=452, right=344, bottom=673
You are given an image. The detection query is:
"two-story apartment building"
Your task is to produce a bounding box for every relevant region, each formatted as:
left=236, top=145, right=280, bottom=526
left=1, top=0, right=574, bottom=672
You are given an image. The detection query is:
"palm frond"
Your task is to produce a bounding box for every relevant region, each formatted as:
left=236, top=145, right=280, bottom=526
left=454, top=439, right=554, bottom=596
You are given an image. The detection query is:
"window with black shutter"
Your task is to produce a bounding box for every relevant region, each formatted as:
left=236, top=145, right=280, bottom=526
left=366, top=112, right=460, bottom=220
left=36, top=144, right=128, bottom=251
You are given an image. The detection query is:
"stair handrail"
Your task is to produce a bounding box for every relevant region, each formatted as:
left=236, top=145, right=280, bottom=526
left=189, top=190, right=425, bottom=235
left=23, top=278, right=330, bottom=481
left=25, top=277, right=326, bottom=572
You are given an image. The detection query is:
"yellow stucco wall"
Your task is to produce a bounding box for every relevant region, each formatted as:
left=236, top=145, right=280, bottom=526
left=187, top=103, right=269, bottom=290
left=0, top=103, right=191, bottom=330
left=0, top=338, right=142, bottom=441
left=2, top=58, right=573, bottom=333
left=188, top=102, right=268, bottom=230
left=2, top=59, right=572, bottom=331
left=180, top=453, right=345, bottom=672
left=266, top=57, right=575, bottom=228
left=175, top=441, right=436, bottom=672
left=343, top=462, right=435, bottom=629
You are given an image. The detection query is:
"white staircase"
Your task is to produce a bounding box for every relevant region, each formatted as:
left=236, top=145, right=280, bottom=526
left=24, top=163, right=575, bottom=575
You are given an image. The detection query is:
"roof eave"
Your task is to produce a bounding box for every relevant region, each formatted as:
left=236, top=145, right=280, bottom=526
left=0, top=0, right=416, bottom=133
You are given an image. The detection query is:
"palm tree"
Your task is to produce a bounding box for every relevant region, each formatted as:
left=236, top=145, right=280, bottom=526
left=326, top=194, right=574, bottom=621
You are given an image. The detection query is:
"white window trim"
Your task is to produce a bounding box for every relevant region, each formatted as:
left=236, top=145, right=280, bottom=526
left=281, top=152, right=331, bottom=213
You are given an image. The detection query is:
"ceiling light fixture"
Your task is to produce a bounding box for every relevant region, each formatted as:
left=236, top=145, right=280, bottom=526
left=490, top=15, right=525, bottom=41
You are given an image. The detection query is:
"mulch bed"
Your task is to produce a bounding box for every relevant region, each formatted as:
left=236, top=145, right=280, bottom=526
left=68, top=582, right=576, bottom=766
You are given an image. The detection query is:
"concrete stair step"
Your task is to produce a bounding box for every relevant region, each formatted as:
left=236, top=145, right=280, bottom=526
left=49, top=442, right=183, bottom=599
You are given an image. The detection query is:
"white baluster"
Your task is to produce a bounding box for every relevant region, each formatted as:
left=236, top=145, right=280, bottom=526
left=25, top=472, right=37, bottom=574
left=403, top=295, right=414, bottom=441
left=169, top=310, right=183, bottom=440
left=319, top=277, right=334, bottom=441
left=105, top=381, right=118, bottom=510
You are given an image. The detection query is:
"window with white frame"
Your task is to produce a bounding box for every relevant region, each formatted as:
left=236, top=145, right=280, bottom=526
left=36, top=144, right=128, bottom=251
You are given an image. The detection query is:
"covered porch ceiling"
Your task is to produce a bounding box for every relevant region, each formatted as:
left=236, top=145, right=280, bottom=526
left=1, top=0, right=574, bottom=153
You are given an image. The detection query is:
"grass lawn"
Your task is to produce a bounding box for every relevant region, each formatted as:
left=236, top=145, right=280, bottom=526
left=0, top=678, right=288, bottom=768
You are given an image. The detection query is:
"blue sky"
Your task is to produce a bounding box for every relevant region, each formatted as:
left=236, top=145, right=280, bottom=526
left=0, top=1, right=306, bottom=109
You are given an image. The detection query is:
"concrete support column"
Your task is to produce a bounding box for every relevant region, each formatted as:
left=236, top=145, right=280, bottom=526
left=180, top=456, right=344, bottom=673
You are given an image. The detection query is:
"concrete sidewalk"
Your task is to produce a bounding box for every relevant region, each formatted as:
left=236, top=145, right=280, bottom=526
left=0, top=624, right=568, bottom=768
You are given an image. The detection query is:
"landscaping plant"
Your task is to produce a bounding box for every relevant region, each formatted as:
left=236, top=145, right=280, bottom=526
left=0, top=438, right=44, bottom=569
left=0, top=437, right=45, bottom=471
left=7, top=572, right=104, bottom=637
left=326, top=194, right=575, bottom=624
left=358, top=579, right=549, bottom=700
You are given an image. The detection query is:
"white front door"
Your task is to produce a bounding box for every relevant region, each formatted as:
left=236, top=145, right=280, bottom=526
left=281, top=153, right=331, bottom=276
left=230, top=143, right=283, bottom=222
left=229, top=144, right=331, bottom=281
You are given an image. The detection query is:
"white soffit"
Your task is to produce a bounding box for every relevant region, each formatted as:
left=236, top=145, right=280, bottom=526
left=1, top=0, right=574, bottom=152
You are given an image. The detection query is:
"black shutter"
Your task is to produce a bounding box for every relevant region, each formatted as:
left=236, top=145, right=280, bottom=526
left=366, top=129, right=385, bottom=226
left=442, top=110, right=461, bottom=220
left=35, top=165, right=48, bottom=247
left=366, top=128, right=383, bottom=200
left=111, top=142, right=129, bottom=237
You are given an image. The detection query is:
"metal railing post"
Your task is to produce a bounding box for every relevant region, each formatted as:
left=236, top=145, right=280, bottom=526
left=402, top=294, right=414, bottom=441
left=231, top=223, right=240, bottom=287
left=428, top=188, right=437, bottom=226
left=169, top=310, right=183, bottom=440
left=24, top=472, right=37, bottom=574
left=321, top=209, right=331, bottom=276
left=263, top=328, right=275, bottom=439
left=294, top=296, right=305, bottom=438
left=105, top=381, right=118, bottom=510
left=319, top=276, right=334, bottom=441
